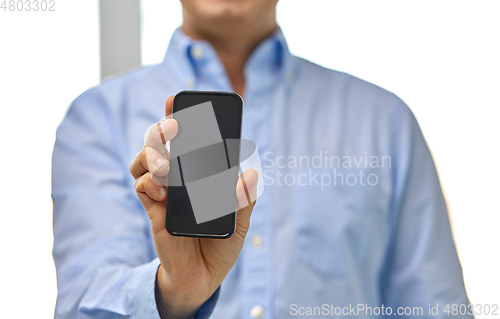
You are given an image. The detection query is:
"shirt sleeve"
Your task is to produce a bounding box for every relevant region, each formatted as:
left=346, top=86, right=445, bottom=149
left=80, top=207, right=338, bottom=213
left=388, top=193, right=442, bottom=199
left=381, top=95, right=472, bottom=318
left=52, top=87, right=218, bottom=318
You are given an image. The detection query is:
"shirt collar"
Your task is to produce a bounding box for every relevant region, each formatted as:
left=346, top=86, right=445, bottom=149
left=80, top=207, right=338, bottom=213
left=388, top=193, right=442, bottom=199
left=162, top=27, right=295, bottom=94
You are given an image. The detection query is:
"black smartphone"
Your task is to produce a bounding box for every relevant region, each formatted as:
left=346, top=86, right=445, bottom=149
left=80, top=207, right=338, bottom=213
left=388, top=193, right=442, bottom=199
left=166, top=91, right=243, bottom=238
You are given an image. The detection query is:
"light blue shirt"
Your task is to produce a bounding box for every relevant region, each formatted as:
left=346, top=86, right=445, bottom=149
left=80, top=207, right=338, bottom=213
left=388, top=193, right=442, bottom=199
left=52, top=28, right=471, bottom=318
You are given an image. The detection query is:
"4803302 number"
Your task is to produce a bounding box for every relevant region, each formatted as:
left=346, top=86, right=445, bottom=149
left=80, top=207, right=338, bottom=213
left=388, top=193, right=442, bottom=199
left=1, top=0, right=55, bottom=11
left=444, top=303, right=499, bottom=316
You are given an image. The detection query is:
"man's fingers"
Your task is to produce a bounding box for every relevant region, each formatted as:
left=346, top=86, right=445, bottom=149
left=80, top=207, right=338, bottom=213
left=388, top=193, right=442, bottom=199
left=135, top=172, right=167, bottom=204
left=130, top=96, right=174, bottom=237
left=235, top=169, right=258, bottom=238
left=130, top=149, right=148, bottom=179
left=144, top=118, right=179, bottom=151
left=142, top=95, right=176, bottom=151
left=130, top=147, right=171, bottom=179
left=165, top=95, right=174, bottom=117
left=236, top=169, right=258, bottom=211
left=131, top=96, right=176, bottom=181
left=146, top=147, right=171, bottom=177
left=134, top=173, right=168, bottom=236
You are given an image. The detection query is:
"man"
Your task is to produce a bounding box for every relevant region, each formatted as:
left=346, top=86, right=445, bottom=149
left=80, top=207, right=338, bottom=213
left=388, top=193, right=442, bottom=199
left=52, top=0, right=471, bottom=318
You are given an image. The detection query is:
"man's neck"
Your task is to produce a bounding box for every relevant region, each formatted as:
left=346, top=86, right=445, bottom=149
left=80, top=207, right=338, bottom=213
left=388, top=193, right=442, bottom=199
left=181, top=12, right=278, bottom=96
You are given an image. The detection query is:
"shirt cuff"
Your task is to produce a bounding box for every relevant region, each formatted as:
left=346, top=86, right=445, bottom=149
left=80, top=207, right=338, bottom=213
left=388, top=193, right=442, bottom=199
left=193, top=286, right=220, bottom=319
left=127, top=258, right=220, bottom=319
left=127, top=258, right=162, bottom=319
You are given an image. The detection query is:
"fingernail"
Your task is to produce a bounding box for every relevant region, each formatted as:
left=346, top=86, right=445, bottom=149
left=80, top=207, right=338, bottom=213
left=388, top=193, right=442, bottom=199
left=159, top=187, right=167, bottom=197
left=156, top=157, right=169, bottom=170
left=159, top=118, right=171, bottom=130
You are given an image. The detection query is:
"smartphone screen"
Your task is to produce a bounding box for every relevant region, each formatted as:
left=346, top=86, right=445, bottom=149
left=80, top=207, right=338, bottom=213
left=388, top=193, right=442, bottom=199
left=166, top=91, right=243, bottom=238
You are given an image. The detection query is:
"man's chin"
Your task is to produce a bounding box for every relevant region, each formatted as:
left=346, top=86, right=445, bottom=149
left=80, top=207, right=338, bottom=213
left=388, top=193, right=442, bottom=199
left=186, top=0, right=256, bottom=21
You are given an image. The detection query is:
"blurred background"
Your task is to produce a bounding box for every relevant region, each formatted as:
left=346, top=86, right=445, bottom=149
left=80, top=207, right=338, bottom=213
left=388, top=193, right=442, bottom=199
left=0, top=0, right=499, bottom=317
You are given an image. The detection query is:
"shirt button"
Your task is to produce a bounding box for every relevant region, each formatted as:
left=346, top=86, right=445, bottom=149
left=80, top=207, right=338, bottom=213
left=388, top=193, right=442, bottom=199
left=250, top=305, right=264, bottom=318
left=251, top=235, right=263, bottom=249
left=191, top=46, right=204, bottom=60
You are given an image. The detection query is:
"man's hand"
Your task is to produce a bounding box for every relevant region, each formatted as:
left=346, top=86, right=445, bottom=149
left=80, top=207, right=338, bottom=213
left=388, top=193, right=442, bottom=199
left=130, top=96, right=258, bottom=319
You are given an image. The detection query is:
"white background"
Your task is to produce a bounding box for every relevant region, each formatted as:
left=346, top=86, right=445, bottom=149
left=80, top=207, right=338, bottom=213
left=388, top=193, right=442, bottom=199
left=1, top=0, right=499, bottom=317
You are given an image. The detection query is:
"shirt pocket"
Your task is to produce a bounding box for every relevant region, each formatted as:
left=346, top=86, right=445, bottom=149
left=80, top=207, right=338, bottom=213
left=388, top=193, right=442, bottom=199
left=292, top=168, right=382, bottom=276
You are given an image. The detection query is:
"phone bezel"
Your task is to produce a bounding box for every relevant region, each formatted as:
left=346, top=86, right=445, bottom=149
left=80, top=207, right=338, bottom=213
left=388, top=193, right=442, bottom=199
left=165, top=90, right=243, bottom=239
